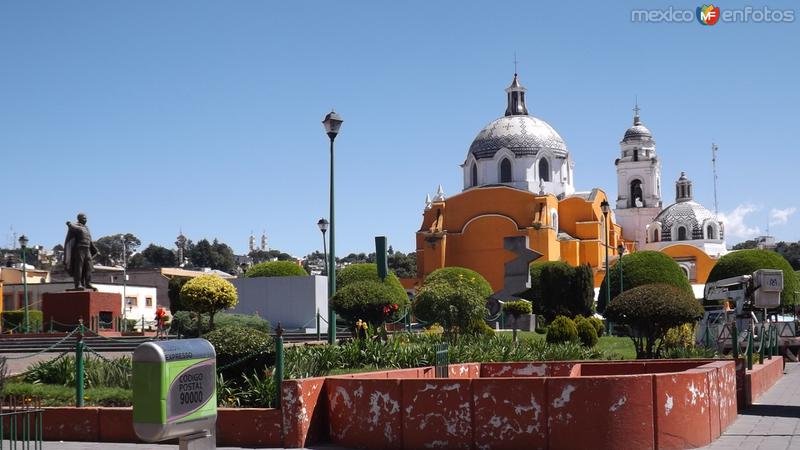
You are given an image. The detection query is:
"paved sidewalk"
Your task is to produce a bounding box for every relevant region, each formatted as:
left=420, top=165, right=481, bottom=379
left=24, top=443, right=349, bottom=450
left=704, top=361, right=800, bottom=449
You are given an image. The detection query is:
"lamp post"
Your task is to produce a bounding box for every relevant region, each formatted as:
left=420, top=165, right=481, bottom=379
left=122, top=237, right=128, bottom=332
left=19, top=235, right=30, bottom=333
left=600, top=200, right=611, bottom=305
left=317, top=219, right=329, bottom=276
left=322, top=110, right=343, bottom=345
left=617, top=243, right=626, bottom=293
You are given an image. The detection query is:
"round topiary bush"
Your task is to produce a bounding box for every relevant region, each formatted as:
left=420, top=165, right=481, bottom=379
left=179, top=275, right=238, bottom=329
left=423, top=267, right=493, bottom=299
left=204, top=325, right=273, bottom=378
left=597, top=251, right=693, bottom=313
left=707, top=249, right=799, bottom=305
left=605, top=283, right=704, bottom=359
left=588, top=316, right=605, bottom=337
left=245, top=261, right=308, bottom=278
left=575, top=317, right=599, bottom=347
left=502, top=300, right=532, bottom=318
left=332, top=281, right=408, bottom=325
left=414, top=281, right=488, bottom=336
left=546, top=316, right=578, bottom=344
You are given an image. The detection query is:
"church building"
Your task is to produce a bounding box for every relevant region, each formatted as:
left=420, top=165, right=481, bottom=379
left=414, top=73, right=725, bottom=297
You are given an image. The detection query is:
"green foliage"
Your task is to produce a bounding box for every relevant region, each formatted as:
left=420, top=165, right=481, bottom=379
left=588, top=316, right=605, bottom=337
left=128, top=244, right=177, bottom=269
left=245, top=261, right=308, bottom=278
left=598, top=251, right=693, bottom=313
left=204, top=326, right=273, bottom=378
left=332, top=281, right=408, bottom=325
left=414, top=280, right=487, bottom=336
left=337, top=264, right=407, bottom=295
left=93, top=233, right=140, bottom=266
left=502, top=300, right=532, bottom=318
left=167, top=276, right=190, bottom=313
left=2, top=310, right=43, bottom=331
left=169, top=310, right=208, bottom=337
left=217, top=370, right=279, bottom=408
left=662, top=323, right=697, bottom=350
left=180, top=275, right=238, bottom=328
left=188, top=238, right=237, bottom=274
left=575, top=317, right=599, bottom=347
left=605, top=284, right=704, bottom=359
left=2, top=382, right=132, bottom=407
left=23, top=355, right=132, bottom=389
left=707, top=249, right=799, bottom=305
left=214, top=312, right=270, bottom=333
left=423, top=267, right=493, bottom=299
left=546, top=316, right=579, bottom=344
left=521, top=262, right=594, bottom=322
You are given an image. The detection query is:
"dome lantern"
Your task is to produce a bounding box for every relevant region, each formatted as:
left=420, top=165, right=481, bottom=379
left=504, top=73, right=529, bottom=116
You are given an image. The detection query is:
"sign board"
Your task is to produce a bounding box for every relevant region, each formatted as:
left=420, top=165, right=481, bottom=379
left=132, top=339, right=217, bottom=442
left=753, top=269, right=783, bottom=309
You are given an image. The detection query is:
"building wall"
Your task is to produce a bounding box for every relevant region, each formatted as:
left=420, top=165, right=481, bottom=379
left=230, top=275, right=328, bottom=333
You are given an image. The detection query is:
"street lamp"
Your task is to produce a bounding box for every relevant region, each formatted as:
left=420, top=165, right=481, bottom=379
left=317, top=219, right=329, bottom=276
left=600, top=200, right=611, bottom=306
left=617, top=243, right=626, bottom=293
left=18, top=235, right=30, bottom=333
left=322, top=110, right=343, bottom=345
left=121, top=237, right=128, bottom=332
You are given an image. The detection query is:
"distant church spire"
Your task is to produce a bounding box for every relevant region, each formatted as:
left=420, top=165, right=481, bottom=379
left=504, top=72, right=529, bottom=116
left=633, top=97, right=641, bottom=125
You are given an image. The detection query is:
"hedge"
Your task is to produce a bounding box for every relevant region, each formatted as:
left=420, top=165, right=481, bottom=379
left=414, top=280, right=488, bottom=335
left=2, top=310, right=43, bottom=332
left=204, top=325, right=273, bottom=378
left=598, top=251, right=693, bottom=313
left=707, top=249, right=799, bottom=305
left=245, top=261, right=308, bottom=278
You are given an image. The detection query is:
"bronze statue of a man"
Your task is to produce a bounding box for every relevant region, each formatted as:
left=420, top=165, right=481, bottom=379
left=64, top=213, right=98, bottom=290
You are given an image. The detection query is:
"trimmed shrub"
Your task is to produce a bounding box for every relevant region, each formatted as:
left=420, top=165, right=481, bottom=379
left=214, top=312, right=270, bottom=333
left=502, top=300, right=532, bottom=318
left=245, top=261, right=308, bottom=278
left=180, top=275, right=238, bottom=329
left=605, top=283, right=704, bottom=359
left=204, top=326, right=273, bottom=379
left=546, top=316, right=578, bottom=344
left=414, top=281, right=488, bottom=336
left=575, top=317, right=599, bottom=347
left=707, top=249, right=799, bottom=305
left=336, top=263, right=408, bottom=300
left=332, top=281, right=408, bottom=325
left=2, top=310, right=43, bottom=332
left=423, top=267, right=493, bottom=299
left=588, top=316, right=605, bottom=337
left=521, top=262, right=594, bottom=322
left=598, top=251, right=693, bottom=313
left=663, top=323, right=696, bottom=350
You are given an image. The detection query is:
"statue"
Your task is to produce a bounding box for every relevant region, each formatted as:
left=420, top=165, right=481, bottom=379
left=64, top=213, right=98, bottom=290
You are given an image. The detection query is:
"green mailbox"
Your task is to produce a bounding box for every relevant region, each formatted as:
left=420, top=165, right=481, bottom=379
left=133, top=339, right=217, bottom=444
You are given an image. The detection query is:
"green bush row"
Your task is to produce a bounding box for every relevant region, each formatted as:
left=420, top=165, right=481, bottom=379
left=2, top=310, right=43, bottom=331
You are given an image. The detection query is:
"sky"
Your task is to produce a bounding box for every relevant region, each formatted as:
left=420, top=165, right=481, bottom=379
left=1, top=1, right=798, bottom=257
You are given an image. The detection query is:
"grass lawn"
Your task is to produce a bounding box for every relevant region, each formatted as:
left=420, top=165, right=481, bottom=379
left=516, top=331, right=637, bottom=360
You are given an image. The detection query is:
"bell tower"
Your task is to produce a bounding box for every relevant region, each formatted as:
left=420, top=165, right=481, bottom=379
left=614, top=103, right=663, bottom=248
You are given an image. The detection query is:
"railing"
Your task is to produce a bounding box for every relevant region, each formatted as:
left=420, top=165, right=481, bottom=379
left=0, top=397, right=44, bottom=450
left=434, top=343, right=449, bottom=379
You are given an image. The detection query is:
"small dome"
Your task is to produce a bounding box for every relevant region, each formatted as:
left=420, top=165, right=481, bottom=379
left=469, top=115, right=568, bottom=160
left=654, top=200, right=720, bottom=241
left=623, top=123, right=652, bottom=141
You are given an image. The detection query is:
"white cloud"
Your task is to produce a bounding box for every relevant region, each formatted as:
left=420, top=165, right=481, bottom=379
left=770, top=207, right=797, bottom=226
left=718, top=204, right=760, bottom=239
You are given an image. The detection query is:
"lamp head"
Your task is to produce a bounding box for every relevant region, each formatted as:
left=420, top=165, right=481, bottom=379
left=600, top=200, right=610, bottom=215
left=322, top=110, right=344, bottom=139
left=18, top=235, right=28, bottom=249
left=317, top=218, right=329, bottom=233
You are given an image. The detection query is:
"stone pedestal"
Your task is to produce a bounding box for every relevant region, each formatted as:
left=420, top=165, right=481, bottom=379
left=42, top=291, right=122, bottom=332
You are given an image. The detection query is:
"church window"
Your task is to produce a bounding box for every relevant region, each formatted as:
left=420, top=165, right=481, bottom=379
left=653, top=229, right=660, bottom=243
left=633, top=149, right=639, bottom=161
left=500, top=158, right=512, bottom=183
left=707, top=225, right=715, bottom=239
left=677, top=226, right=688, bottom=241
left=630, top=179, right=643, bottom=208
left=539, top=158, right=550, bottom=182
left=551, top=211, right=559, bottom=231
left=471, top=163, right=478, bottom=187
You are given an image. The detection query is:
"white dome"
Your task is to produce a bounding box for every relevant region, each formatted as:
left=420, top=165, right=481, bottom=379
left=468, top=115, right=568, bottom=160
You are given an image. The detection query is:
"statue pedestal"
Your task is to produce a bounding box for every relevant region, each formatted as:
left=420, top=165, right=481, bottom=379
left=42, top=291, right=122, bottom=332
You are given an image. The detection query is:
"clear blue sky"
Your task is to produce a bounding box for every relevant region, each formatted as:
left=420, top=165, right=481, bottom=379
left=1, top=1, right=798, bottom=257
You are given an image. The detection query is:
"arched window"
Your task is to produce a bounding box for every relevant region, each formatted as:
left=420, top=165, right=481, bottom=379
left=653, top=229, right=660, bottom=243
left=471, top=163, right=478, bottom=187
left=630, top=179, right=643, bottom=207
left=500, top=158, right=512, bottom=183
left=677, top=226, right=687, bottom=241
left=551, top=211, right=559, bottom=231
left=680, top=266, right=690, bottom=279
left=706, top=225, right=715, bottom=239
left=539, top=158, right=550, bottom=182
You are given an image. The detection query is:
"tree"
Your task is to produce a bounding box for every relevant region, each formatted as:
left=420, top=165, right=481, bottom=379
left=414, top=267, right=491, bottom=336
left=604, top=283, right=704, bottom=359
left=94, top=233, right=141, bottom=266
left=188, top=239, right=237, bottom=274
left=246, top=261, right=308, bottom=277
left=707, top=249, right=799, bottom=306
left=389, top=251, right=417, bottom=279
left=129, top=244, right=178, bottom=268
left=179, top=275, right=238, bottom=330
left=423, top=267, right=493, bottom=299
left=167, top=276, right=191, bottom=313
left=331, top=263, right=409, bottom=325
left=520, top=262, right=593, bottom=322
left=597, top=251, right=693, bottom=314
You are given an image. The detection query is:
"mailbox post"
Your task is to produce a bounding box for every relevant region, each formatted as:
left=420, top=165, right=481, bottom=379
left=133, top=339, right=217, bottom=450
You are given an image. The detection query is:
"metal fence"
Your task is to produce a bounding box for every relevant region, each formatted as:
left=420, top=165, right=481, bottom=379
left=0, top=397, right=44, bottom=450
left=434, top=343, right=449, bottom=378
